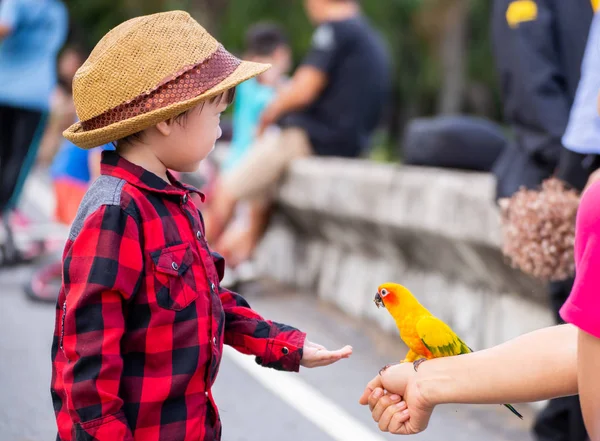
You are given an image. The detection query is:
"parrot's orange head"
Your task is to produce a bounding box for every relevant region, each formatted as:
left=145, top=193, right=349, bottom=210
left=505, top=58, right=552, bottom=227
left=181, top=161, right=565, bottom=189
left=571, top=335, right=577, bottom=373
left=374, top=283, right=413, bottom=309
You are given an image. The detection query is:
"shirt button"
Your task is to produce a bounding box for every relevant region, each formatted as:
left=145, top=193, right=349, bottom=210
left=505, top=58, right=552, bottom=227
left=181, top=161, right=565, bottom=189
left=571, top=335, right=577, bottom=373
left=212, top=336, right=217, bottom=345
left=182, top=194, right=188, bottom=204
left=205, top=391, right=209, bottom=397
left=211, top=283, right=216, bottom=292
left=171, top=262, right=179, bottom=271
left=282, top=347, right=289, bottom=355
left=196, top=231, right=202, bottom=240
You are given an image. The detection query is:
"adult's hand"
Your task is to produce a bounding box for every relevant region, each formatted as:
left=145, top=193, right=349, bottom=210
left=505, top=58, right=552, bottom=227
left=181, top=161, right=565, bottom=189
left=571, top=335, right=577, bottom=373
left=256, top=103, right=279, bottom=138
left=359, top=362, right=435, bottom=435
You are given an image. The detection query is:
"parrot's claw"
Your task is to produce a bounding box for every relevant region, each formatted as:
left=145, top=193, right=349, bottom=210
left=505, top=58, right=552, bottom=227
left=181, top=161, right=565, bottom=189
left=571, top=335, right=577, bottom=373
left=413, top=358, right=427, bottom=372
left=379, top=363, right=399, bottom=376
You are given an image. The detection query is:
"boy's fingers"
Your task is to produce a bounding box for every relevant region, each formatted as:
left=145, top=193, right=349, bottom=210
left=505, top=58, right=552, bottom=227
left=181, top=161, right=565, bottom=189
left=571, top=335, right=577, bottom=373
left=305, top=352, right=349, bottom=367
left=378, top=400, right=407, bottom=432
left=314, top=346, right=352, bottom=361
left=325, top=345, right=352, bottom=358
left=311, top=356, right=342, bottom=367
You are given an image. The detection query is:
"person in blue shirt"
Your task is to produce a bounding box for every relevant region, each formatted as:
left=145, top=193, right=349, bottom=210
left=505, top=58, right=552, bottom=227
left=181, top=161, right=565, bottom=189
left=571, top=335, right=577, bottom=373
left=49, top=139, right=114, bottom=225
left=221, top=23, right=291, bottom=172
left=0, top=0, right=68, bottom=264
left=222, top=78, right=278, bottom=172
left=561, top=8, right=600, bottom=188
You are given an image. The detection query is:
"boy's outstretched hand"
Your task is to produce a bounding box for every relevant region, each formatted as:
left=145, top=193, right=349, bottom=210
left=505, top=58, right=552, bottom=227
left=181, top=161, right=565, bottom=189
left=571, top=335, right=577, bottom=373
left=300, top=340, right=352, bottom=368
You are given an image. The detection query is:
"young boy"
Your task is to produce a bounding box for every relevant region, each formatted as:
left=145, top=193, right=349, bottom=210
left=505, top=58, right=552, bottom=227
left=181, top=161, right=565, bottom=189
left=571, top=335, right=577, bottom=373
left=50, top=11, right=352, bottom=441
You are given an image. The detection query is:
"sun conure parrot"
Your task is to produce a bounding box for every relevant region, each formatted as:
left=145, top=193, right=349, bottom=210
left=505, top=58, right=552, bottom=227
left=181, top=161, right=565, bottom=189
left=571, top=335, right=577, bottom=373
left=374, top=282, right=523, bottom=419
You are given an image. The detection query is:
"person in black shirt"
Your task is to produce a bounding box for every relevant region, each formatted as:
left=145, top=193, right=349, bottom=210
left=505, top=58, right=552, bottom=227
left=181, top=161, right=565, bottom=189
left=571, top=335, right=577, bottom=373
left=272, top=0, right=391, bottom=158
left=204, top=0, right=391, bottom=262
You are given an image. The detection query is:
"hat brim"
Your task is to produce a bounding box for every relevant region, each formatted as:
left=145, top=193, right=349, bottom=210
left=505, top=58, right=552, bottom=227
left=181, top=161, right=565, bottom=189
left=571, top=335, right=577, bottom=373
left=63, top=60, right=270, bottom=149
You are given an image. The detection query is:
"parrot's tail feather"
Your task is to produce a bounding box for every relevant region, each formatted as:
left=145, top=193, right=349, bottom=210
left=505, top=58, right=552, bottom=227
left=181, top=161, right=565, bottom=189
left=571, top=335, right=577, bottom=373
left=503, top=403, right=523, bottom=419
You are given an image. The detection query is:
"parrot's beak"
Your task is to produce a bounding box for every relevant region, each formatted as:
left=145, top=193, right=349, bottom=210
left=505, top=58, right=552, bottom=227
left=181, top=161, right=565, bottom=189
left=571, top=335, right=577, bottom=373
left=374, top=292, right=384, bottom=309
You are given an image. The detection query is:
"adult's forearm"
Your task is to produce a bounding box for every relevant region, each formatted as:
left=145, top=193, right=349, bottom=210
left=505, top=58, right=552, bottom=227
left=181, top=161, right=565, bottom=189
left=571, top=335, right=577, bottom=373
left=268, top=87, right=308, bottom=119
left=266, top=66, right=326, bottom=119
left=578, top=329, right=600, bottom=441
left=417, top=325, right=578, bottom=406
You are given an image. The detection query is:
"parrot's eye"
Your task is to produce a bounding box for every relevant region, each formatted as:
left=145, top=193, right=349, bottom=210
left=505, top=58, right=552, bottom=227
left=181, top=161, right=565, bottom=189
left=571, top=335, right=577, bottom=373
left=380, top=289, right=389, bottom=297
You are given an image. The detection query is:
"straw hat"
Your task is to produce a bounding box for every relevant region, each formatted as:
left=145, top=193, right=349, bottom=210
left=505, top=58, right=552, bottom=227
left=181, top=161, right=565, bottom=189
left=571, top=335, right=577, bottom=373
left=64, top=11, right=270, bottom=149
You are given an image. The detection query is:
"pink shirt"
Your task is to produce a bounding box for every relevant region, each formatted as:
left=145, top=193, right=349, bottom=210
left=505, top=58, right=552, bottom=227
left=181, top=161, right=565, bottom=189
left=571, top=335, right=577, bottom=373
left=560, top=180, right=600, bottom=338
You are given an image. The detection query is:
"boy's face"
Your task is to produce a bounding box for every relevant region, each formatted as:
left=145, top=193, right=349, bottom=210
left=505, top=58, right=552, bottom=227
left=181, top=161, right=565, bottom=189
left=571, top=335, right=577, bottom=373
left=157, top=94, right=229, bottom=173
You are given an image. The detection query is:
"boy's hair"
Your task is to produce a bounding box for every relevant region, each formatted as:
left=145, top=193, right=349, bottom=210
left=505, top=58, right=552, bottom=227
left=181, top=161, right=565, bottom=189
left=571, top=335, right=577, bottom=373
left=245, top=23, right=288, bottom=57
left=114, top=88, right=236, bottom=148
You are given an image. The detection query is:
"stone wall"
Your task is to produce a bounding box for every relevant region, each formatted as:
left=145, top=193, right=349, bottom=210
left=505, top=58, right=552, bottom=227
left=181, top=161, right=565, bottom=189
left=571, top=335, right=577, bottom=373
left=252, top=157, right=555, bottom=350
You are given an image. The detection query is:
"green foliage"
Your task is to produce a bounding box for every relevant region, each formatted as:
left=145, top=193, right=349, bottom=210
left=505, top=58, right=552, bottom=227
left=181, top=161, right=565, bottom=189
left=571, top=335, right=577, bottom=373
left=63, top=0, right=192, bottom=49
left=362, top=0, right=429, bottom=106
left=467, top=0, right=503, bottom=118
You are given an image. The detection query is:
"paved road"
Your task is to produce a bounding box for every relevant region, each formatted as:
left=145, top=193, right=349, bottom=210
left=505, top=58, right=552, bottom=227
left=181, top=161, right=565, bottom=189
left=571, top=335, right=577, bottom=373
left=0, top=169, right=536, bottom=441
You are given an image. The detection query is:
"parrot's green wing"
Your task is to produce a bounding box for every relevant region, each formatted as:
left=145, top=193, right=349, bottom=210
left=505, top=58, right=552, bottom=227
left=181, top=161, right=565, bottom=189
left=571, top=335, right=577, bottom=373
left=416, top=316, right=472, bottom=357
left=416, top=316, right=523, bottom=419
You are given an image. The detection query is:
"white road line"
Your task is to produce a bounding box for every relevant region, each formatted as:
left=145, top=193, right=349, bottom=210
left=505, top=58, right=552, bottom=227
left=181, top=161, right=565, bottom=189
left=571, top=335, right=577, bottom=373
left=224, top=346, right=389, bottom=441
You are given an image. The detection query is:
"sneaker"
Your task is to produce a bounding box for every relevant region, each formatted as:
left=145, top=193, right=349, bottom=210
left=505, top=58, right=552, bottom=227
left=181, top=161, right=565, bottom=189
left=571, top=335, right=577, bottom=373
left=235, top=261, right=258, bottom=283
left=219, top=265, right=239, bottom=289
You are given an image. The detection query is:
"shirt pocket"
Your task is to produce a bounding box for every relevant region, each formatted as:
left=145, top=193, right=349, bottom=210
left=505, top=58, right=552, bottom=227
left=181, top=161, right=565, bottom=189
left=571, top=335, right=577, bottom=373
left=150, top=243, right=199, bottom=311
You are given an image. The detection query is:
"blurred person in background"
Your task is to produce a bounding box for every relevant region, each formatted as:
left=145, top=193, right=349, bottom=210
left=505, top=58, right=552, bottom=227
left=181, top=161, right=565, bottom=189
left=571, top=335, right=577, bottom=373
left=24, top=43, right=114, bottom=303
left=490, top=1, right=597, bottom=440
left=25, top=134, right=113, bottom=302
left=204, top=0, right=391, bottom=260
left=212, top=22, right=292, bottom=276
left=561, top=9, right=600, bottom=191
left=0, top=0, right=68, bottom=265
left=36, top=41, right=88, bottom=166
left=220, top=23, right=291, bottom=175
left=48, top=44, right=114, bottom=226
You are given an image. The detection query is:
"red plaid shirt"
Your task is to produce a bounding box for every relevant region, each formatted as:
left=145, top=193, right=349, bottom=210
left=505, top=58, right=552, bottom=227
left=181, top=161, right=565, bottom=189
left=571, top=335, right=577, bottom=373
left=50, top=152, right=306, bottom=441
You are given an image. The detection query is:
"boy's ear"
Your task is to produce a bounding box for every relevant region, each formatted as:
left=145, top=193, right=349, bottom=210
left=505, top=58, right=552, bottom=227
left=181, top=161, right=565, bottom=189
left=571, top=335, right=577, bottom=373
left=155, top=120, right=173, bottom=137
